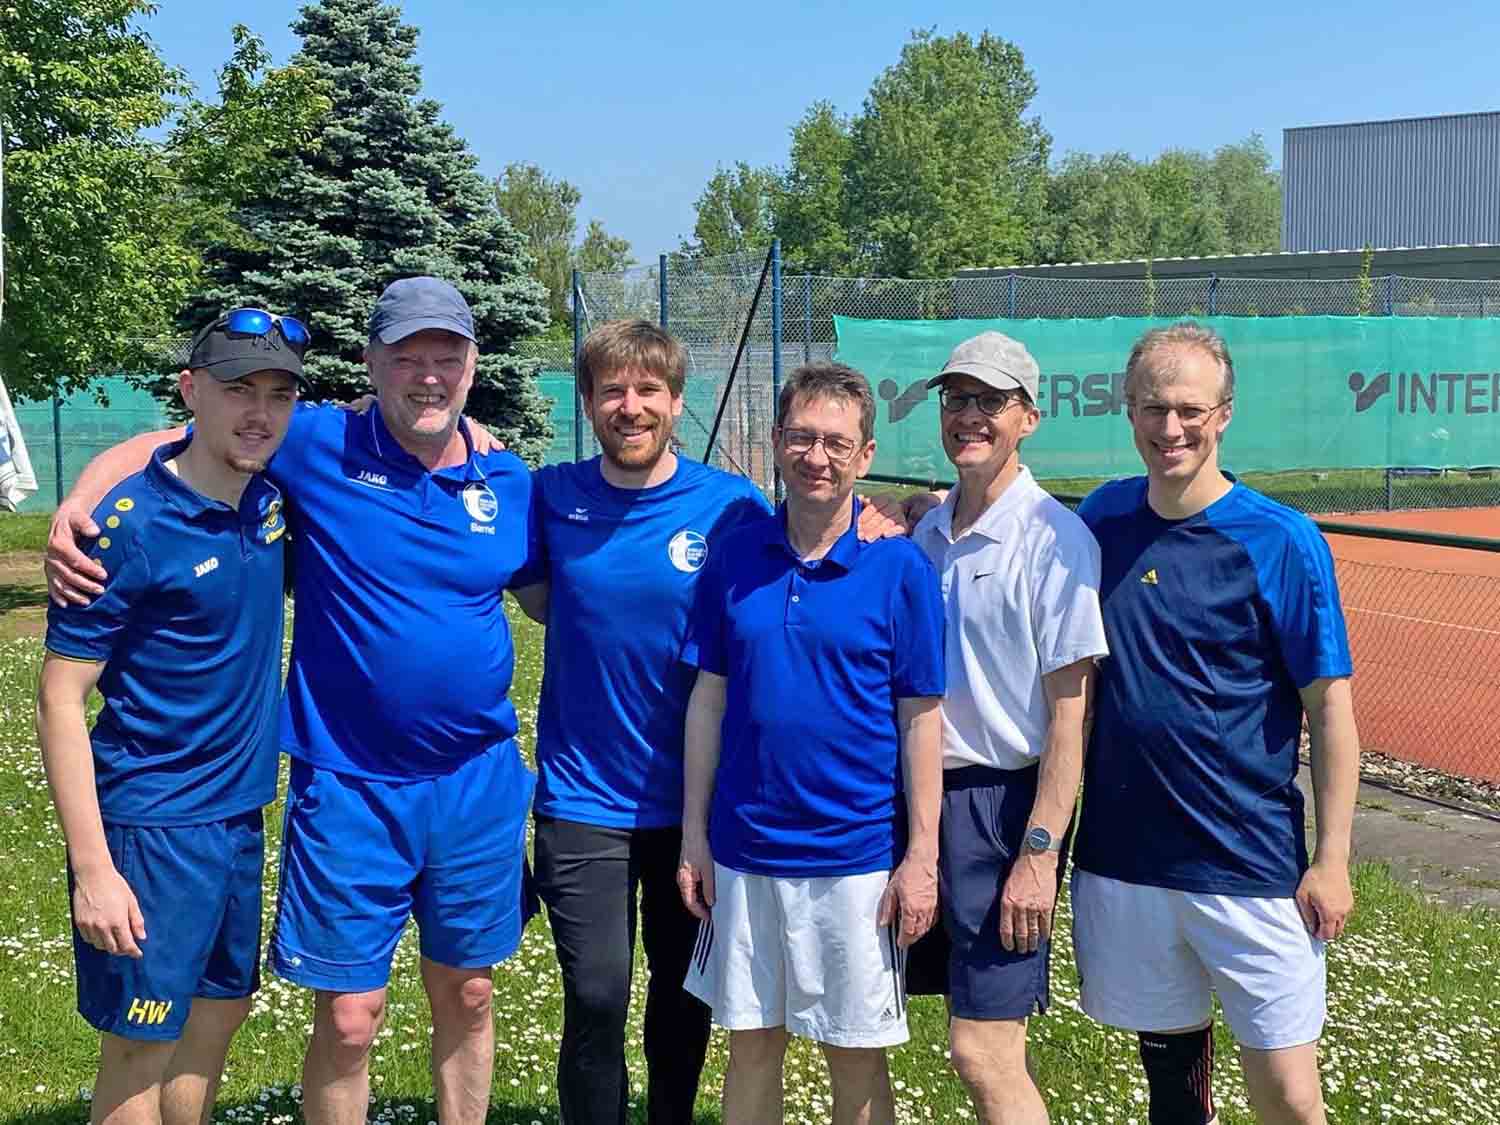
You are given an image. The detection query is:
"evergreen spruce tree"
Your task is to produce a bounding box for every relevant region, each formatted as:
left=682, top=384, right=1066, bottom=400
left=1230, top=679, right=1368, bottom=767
left=187, top=0, right=551, bottom=462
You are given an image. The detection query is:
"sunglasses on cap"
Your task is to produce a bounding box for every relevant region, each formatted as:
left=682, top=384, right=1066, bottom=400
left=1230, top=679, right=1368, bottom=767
left=216, top=308, right=311, bottom=357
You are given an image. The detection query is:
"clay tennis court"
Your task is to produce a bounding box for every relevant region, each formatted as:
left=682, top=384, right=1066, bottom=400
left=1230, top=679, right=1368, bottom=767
left=1319, top=507, right=1500, bottom=783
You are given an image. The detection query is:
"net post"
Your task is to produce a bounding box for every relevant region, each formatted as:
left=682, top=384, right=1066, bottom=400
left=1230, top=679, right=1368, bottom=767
left=771, top=239, right=784, bottom=501
left=571, top=269, right=584, bottom=462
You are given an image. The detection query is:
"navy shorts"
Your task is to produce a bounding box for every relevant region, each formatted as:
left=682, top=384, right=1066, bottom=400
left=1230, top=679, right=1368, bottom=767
left=270, top=741, right=538, bottom=993
left=906, top=764, right=1067, bottom=1021
left=72, top=811, right=264, bottom=1041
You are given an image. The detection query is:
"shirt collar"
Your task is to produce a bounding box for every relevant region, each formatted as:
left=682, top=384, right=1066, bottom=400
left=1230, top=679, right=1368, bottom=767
left=145, top=436, right=281, bottom=523
left=768, top=496, right=864, bottom=572
left=929, top=465, right=1036, bottom=544
left=367, top=404, right=488, bottom=483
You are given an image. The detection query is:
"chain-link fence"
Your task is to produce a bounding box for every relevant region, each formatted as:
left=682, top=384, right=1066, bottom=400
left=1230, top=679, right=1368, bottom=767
left=564, top=252, right=1500, bottom=511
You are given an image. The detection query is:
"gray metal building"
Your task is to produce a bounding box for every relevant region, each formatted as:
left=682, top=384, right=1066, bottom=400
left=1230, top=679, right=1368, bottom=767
left=1282, top=112, right=1500, bottom=252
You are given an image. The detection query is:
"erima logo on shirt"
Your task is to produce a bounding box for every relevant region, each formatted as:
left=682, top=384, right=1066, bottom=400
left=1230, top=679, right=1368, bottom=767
left=667, top=530, right=708, bottom=573
left=567, top=507, right=589, bottom=523
left=462, top=483, right=498, bottom=535
left=194, top=557, right=220, bottom=578
left=126, top=997, right=172, bottom=1026
left=1141, top=568, right=1159, bottom=585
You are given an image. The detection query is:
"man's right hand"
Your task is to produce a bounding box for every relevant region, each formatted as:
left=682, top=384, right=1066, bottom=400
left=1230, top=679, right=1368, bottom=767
left=47, top=504, right=106, bottom=607
left=72, top=864, right=147, bottom=958
left=677, top=831, right=716, bottom=920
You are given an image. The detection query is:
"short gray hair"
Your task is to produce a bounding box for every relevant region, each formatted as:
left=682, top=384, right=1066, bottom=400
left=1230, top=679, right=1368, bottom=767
left=1124, top=322, right=1235, bottom=403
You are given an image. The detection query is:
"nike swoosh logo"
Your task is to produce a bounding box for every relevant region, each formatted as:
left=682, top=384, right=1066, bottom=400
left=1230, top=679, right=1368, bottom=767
left=974, top=571, right=996, bottom=579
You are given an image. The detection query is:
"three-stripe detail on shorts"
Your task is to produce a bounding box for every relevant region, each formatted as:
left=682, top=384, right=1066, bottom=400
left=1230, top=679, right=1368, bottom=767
left=692, top=917, right=715, bottom=975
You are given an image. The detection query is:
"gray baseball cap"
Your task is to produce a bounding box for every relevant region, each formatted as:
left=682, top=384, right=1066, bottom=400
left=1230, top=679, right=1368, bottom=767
left=927, top=331, right=1040, bottom=402
left=368, top=276, right=476, bottom=345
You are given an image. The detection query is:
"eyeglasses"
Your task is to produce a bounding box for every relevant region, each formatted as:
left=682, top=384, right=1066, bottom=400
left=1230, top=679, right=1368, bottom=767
left=1129, top=399, right=1231, bottom=428
left=218, top=308, right=311, bottom=357
left=777, top=427, right=862, bottom=463
left=938, top=388, right=1025, bottom=416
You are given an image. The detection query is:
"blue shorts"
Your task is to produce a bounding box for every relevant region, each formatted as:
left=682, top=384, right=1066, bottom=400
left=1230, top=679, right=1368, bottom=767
left=905, top=764, right=1066, bottom=1021
left=270, top=741, right=537, bottom=993
left=72, top=811, right=264, bottom=1041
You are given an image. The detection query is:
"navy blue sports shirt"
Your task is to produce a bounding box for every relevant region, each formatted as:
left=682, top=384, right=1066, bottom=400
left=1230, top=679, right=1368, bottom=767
left=45, top=437, right=286, bottom=826
left=1075, top=476, right=1353, bottom=897
left=688, top=499, right=946, bottom=878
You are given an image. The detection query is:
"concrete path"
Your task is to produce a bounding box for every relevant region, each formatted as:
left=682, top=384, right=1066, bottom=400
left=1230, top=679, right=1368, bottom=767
left=1299, top=774, right=1500, bottom=910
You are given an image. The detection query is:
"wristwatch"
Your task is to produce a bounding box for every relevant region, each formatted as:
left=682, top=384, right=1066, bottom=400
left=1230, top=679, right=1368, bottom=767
left=1023, top=825, right=1063, bottom=853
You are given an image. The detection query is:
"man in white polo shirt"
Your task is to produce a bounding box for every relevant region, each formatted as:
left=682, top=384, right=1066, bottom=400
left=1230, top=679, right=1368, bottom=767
left=907, top=332, right=1107, bottom=1125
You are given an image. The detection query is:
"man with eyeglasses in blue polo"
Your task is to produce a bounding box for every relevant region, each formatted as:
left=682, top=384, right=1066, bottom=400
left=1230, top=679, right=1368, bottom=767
left=46, top=278, right=542, bottom=1125
left=38, top=309, right=303, bottom=1125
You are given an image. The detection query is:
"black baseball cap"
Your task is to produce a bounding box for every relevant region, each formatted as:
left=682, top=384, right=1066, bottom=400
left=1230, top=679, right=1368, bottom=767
left=188, top=313, right=306, bottom=384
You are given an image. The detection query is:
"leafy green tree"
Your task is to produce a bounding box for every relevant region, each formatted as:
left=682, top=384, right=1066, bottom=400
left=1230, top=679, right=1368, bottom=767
left=682, top=162, right=779, bottom=258
left=845, top=29, right=1050, bottom=276
left=776, top=102, right=854, bottom=273
left=494, top=161, right=580, bottom=326
left=1038, top=152, right=1153, bottom=264
left=0, top=3, right=327, bottom=400
left=1205, top=133, right=1281, bottom=254
left=576, top=219, right=634, bottom=274
left=189, top=0, right=552, bottom=462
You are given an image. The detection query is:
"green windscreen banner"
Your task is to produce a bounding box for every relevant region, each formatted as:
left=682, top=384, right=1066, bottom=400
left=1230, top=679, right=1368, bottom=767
left=834, top=315, right=1500, bottom=481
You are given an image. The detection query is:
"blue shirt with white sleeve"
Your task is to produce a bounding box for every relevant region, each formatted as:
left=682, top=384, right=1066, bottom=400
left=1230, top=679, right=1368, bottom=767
left=44, top=437, right=286, bottom=826
left=1076, top=475, right=1353, bottom=898
left=689, top=499, right=946, bottom=878
left=532, top=456, right=770, bottom=828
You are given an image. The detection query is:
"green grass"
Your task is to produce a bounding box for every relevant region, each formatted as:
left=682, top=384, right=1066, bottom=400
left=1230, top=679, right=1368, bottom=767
left=2, top=612, right=1498, bottom=1123
left=0, top=514, right=52, bottom=555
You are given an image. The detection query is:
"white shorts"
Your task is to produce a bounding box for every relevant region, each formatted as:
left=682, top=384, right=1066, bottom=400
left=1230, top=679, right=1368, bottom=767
left=684, top=864, right=908, bottom=1048
left=1071, top=869, right=1326, bottom=1051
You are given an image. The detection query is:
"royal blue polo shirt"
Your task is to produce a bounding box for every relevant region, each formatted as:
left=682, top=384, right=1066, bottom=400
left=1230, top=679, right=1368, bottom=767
left=269, top=404, right=541, bottom=781
left=531, top=456, right=771, bottom=828
left=1076, top=475, right=1353, bottom=898
left=45, top=437, right=286, bottom=826
left=689, top=499, right=946, bottom=877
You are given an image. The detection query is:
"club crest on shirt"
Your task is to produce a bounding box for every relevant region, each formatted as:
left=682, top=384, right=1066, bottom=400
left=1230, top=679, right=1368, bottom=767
left=462, top=482, right=498, bottom=535
left=667, top=529, right=708, bottom=573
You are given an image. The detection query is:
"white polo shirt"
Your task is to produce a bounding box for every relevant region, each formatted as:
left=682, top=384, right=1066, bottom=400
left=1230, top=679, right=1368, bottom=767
left=913, top=467, right=1108, bottom=772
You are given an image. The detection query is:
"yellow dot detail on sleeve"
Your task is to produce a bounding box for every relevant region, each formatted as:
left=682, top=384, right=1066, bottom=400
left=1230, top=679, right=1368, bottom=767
left=114, top=497, right=134, bottom=512
left=97, top=537, right=112, bottom=550
left=105, top=515, right=120, bottom=529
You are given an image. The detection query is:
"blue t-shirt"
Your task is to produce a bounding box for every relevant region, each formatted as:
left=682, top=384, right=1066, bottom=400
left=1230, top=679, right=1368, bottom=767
left=270, top=404, right=542, bottom=781
left=689, top=500, right=946, bottom=877
left=532, top=456, right=771, bottom=828
left=1075, top=476, right=1353, bottom=897
left=44, top=438, right=286, bottom=826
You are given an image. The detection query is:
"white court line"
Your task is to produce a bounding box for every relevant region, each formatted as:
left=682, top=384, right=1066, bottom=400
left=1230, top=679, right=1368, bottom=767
left=1344, top=605, right=1500, bottom=637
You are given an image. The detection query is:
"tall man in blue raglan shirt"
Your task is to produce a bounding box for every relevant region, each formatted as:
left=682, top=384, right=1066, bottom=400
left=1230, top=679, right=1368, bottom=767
left=516, top=319, right=770, bottom=1125
left=37, top=312, right=302, bottom=1125
left=1073, top=323, right=1360, bottom=1125
left=45, top=278, right=542, bottom=1125
left=677, top=361, right=946, bottom=1125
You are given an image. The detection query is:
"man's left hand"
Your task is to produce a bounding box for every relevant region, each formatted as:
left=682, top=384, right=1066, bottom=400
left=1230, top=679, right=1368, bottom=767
left=878, top=854, right=937, bottom=947
left=998, top=851, right=1059, bottom=954
left=1295, top=859, right=1353, bottom=940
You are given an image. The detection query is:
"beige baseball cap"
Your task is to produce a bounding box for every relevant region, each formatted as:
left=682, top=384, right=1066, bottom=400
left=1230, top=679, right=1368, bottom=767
left=927, top=331, right=1040, bottom=401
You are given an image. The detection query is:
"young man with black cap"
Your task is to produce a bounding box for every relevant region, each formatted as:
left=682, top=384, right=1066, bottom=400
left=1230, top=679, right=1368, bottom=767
left=904, top=331, right=1107, bottom=1125
left=37, top=310, right=303, bottom=1125
left=45, top=277, right=543, bottom=1125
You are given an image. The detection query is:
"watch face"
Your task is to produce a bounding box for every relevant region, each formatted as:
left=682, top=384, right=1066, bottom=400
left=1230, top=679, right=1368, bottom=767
left=1025, top=826, right=1053, bottom=850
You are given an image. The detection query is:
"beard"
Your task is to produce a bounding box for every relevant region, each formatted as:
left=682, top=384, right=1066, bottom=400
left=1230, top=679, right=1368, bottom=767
left=598, top=420, right=673, bottom=472
left=227, top=453, right=269, bottom=475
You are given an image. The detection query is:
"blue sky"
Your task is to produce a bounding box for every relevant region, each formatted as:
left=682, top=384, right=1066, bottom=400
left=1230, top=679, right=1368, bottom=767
left=144, top=0, right=1499, bottom=261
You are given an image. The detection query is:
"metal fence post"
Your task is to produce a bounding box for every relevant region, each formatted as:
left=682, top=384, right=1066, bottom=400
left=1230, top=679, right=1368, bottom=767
left=658, top=253, right=668, bottom=329
left=53, top=394, right=63, bottom=507
left=771, top=239, right=784, bottom=501
left=571, top=269, right=584, bottom=462
left=1385, top=275, right=1395, bottom=316
left=802, top=274, right=813, bottom=365
left=1007, top=273, right=1017, bottom=318
left=1208, top=273, right=1218, bottom=316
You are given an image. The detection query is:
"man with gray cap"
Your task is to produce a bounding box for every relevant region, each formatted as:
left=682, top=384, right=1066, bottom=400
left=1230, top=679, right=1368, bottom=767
left=904, top=331, right=1107, bottom=1125
left=45, top=277, right=542, bottom=1125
